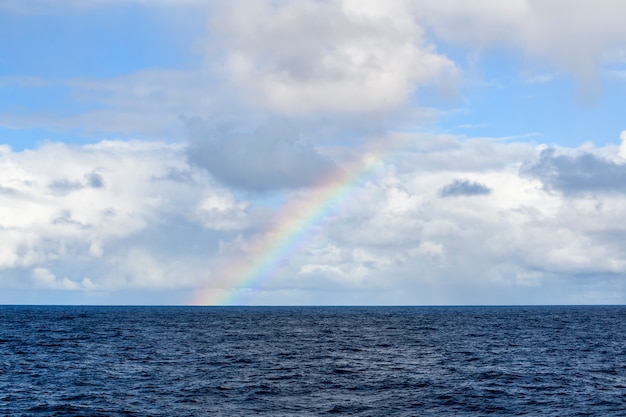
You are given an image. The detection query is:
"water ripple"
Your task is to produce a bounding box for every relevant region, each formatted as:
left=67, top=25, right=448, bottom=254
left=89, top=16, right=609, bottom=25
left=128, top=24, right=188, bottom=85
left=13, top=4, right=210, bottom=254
left=1, top=306, right=626, bottom=415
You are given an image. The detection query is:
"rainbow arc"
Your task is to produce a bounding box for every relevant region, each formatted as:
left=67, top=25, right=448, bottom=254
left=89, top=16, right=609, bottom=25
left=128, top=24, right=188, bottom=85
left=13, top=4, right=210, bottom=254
left=191, top=136, right=410, bottom=305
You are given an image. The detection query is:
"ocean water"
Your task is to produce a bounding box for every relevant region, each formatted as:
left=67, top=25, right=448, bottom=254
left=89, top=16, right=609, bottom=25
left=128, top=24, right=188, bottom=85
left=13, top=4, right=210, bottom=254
left=1, top=306, right=626, bottom=416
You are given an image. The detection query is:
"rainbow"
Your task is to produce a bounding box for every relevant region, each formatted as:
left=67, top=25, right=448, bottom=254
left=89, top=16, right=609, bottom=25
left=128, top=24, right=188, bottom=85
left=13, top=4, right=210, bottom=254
left=190, top=135, right=409, bottom=305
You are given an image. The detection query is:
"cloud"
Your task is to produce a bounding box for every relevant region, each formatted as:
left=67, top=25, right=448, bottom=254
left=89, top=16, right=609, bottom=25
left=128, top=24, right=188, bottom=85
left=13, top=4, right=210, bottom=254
left=30, top=267, right=94, bottom=290
left=48, top=171, right=105, bottom=195
left=294, top=136, right=626, bottom=302
left=195, top=190, right=249, bottom=231
left=522, top=147, right=626, bottom=195
left=439, top=179, right=492, bottom=197
left=187, top=118, right=337, bottom=191
left=0, top=139, right=247, bottom=292
left=0, top=0, right=460, bottom=141
left=3, top=135, right=626, bottom=304
left=212, top=0, right=458, bottom=116
left=0, top=0, right=465, bottom=142
left=85, top=172, right=105, bottom=188
left=3, top=0, right=626, bottom=304
left=417, top=0, right=626, bottom=85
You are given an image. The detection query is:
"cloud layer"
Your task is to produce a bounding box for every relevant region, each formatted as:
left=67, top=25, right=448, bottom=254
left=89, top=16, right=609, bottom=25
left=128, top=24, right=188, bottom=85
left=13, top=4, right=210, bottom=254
left=0, top=140, right=246, bottom=295
left=2, top=135, right=626, bottom=304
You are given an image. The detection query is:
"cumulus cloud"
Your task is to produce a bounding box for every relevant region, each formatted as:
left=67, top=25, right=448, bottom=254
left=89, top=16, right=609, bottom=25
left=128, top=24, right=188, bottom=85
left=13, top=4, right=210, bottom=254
left=212, top=0, right=458, bottom=116
left=187, top=118, right=337, bottom=191
left=0, top=139, right=247, bottom=293
left=193, top=133, right=626, bottom=304
left=3, top=135, right=626, bottom=304
left=30, top=267, right=96, bottom=291
left=522, top=147, right=626, bottom=195
left=195, top=190, right=249, bottom=231
left=439, top=179, right=492, bottom=197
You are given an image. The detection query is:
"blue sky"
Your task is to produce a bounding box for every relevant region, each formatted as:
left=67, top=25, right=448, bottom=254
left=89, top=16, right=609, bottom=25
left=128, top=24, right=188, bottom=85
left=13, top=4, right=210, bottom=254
left=2, top=0, right=626, bottom=305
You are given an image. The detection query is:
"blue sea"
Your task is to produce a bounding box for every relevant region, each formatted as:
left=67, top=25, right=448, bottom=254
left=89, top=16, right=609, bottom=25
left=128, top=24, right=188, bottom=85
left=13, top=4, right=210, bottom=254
left=1, top=306, right=626, bottom=416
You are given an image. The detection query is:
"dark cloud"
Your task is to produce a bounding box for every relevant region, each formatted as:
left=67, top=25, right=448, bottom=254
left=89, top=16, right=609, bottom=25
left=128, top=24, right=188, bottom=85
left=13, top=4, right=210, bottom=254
left=187, top=118, right=336, bottom=191
left=49, top=172, right=105, bottom=195
left=85, top=172, right=105, bottom=188
left=439, top=179, right=491, bottom=198
left=151, top=168, right=195, bottom=184
left=0, top=186, right=22, bottom=196
left=522, top=148, right=626, bottom=195
left=49, top=179, right=83, bottom=194
left=52, top=211, right=90, bottom=229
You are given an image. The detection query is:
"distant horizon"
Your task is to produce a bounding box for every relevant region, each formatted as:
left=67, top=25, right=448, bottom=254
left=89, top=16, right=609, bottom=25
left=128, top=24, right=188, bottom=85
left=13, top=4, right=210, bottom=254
left=2, top=304, right=625, bottom=308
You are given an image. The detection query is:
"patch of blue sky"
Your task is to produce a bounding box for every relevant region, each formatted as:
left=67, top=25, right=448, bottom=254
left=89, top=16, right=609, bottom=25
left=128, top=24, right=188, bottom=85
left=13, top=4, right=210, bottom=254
left=1, top=3, right=209, bottom=149
left=0, top=127, right=83, bottom=151
left=245, top=190, right=289, bottom=209
left=425, top=46, right=626, bottom=148
left=1, top=81, right=81, bottom=113
left=0, top=3, right=203, bottom=79
left=0, top=81, right=113, bottom=149
left=450, top=72, right=626, bottom=147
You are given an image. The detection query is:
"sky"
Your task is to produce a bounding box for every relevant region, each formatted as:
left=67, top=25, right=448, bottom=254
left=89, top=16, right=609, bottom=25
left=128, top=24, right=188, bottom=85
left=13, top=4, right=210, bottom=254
left=2, top=0, right=626, bottom=306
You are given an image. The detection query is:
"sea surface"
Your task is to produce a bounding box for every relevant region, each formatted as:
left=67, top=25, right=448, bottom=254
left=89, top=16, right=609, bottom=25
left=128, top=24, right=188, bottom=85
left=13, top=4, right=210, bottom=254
left=1, top=306, right=626, bottom=416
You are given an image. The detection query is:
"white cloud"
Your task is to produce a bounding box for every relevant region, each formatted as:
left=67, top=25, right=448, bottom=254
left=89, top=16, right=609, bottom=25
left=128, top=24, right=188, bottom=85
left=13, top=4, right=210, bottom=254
left=417, top=0, right=626, bottom=85
left=0, top=139, right=247, bottom=292
left=195, top=191, right=249, bottom=231
left=3, top=134, right=626, bottom=304
left=30, top=267, right=94, bottom=290
left=186, top=132, right=626, bottom=304
left=212, top=0, right=458, bottom=115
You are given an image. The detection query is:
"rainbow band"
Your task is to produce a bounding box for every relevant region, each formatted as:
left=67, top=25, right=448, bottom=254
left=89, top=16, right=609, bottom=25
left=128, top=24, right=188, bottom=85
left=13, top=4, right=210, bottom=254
left=191, top=136, right=409, bottom=305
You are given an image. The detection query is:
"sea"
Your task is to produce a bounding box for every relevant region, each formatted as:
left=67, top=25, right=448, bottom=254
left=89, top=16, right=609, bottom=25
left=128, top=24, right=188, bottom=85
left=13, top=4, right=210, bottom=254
left=1, top=306, right=625, bottom=416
